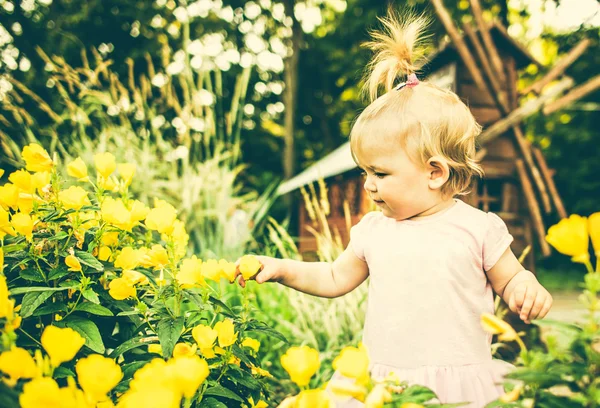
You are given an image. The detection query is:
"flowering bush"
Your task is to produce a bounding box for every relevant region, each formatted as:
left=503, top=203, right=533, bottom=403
left=0, top=143, right=281, bottom=407
left=482, top=214, right=600, bottom=407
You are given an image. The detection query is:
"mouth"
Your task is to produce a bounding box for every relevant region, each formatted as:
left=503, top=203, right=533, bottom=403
left=372, top=198, right=384, bottom=205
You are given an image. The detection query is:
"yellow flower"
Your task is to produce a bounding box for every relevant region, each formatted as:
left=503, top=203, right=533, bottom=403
left=333, top=343, right=370, bottom=385
left=19, top=377, right=67, bottom=408
left=122, top=270, right=149, bottom=286
left=0, top=183, right=19, bottom=210
left=201, top=259, right=222, bottom=282
left=365, top=384, right=392, bottom=408
left=0, top=207, right=16, bottom=238
left=192, top=324, right=218, bottom=349
left=546, top=215, right=590, bottom=263
left=0, top=247, right=3, bottom=273
left=11, top=212, right=34, bottom=240
left=94, top=152, right=116, bottom=179
left=118, top=163, right=136, bottom=186
left=129, top=200, right=149, bottom=222
left=239, top=255, right=262, bottom=280
left=148, top=344, right=162, bottom=355
left=114, top=247, right=143, bottom=270
left=98, top=175, right=117, bottom=191
left=22, top=143, right=54, bottom=173
left=145, top=204, right=177, bottom=235
left=144, top=244, right=169, bottom=269
left=278, top=396, right=297, bottom=408
left=117, top=387, right=181, bottom=408
left=109, top=278, right=136, bottom=300
left=167, top=355, right=209, bottom=398
left=241, top=337, right=260, bottom=353
left=101, top=231, right=120, bottom=246
left=0, top=347, right=39, bottom=386
left=67, top=157, right=89, bottom=181
left=248, top=397, right=269, bottom=408
left=219, top=259, right=237, bottom=282
left=480, top=313, right=518, bottom=341
left=296, top=389, right=335, bottom=408
left=251, top=364, right=273, bottom=378
left=41, top=325, right=85, bottom=367
left=499, top=383, right=523, bottom=403
left=9, top=169, right=34, bottom=193
left=329, top=381, right=368, bottom=402
left=280, top=345, right=320, bottom=387
left=589, top=212, right=600, bottom=256
left=65, top=255, right=82, bottom=272
left=31, top=171, right=51, bottom=192
left=0, top=275, right=15, bottom=318
left=214, top=319, right=238, bottom=348
left=59, top=186, right=90, bottom=210
left=400, top=404, right=425, bottom=408
left=177, top=256, right=205, bottom=288
left=0, top=169, right=3, bottom=178
left=76, top=354, right=123, bottom=402
left=101, top=197, right=134, bottom=231
left=98, top=246, right=112, bottom=261
left=172, top=342, right=198, bottom=358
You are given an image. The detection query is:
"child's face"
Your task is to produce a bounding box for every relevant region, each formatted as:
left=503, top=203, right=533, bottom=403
left=356, top=142, right=440, bottom=221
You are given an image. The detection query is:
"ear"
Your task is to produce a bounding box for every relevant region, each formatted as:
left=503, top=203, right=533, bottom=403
left=426, top=156, right=450, bottom=191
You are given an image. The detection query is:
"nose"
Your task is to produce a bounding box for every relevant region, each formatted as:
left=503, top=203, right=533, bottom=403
left=363, top=175, right=377, bottom=193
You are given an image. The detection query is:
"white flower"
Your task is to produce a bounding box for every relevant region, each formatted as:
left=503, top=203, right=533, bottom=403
left=195, top=90, right=215, bottom=106
left=240, top=53, right=254, bottom=68
left=38, top=0, right=54, bottom=5
left=107, top=105, right=120, bottom=116
left=269, top=82, right=284, bottom=95
left=224, top=49, right=240, bottom=64
left=203, top=33, right=224, bottom=57
left=19, top=57, right=31, bottom=72
left=244, top=2, right=262, bottom=19
left=151, top=73, right=168, bottom=88
left=270, top=37, right=288, bottom=57
left=151, top=15, right=165, bottom=28
left=188, top=0, right=211, bottom=18
left=215, top=55, right=231, bottom=71
left=173, top=7, right=189, bottom=23
left=187, top=40, right=203, bottom=55
left=11, top=22, right=22, bottom=36
left=189, top=117, right=206, bottom=132
left=257, top=51, right=283, bottom=73
left=243, top=104, right=255, bottom=115
left=190, top=55, right=203, bottom=70
left=254, top=82, right=267, bottom=94
left=272, top=3, right=285, bottom=21
left=166, top=61, right=185, bottom=76
left=165, top=145, right=189, bottom=162
left=245, top=33, right=266, bottom=53
left=151, top=115, right=166, bottom=129
left=219, top=6, right=234, bottom=22
left=239, top=21, right=252, bottom=34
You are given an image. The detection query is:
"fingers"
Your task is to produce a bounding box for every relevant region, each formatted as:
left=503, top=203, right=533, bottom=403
left=519, top=286, right=537, bottom=323
left=535, top=295, right=553, bottom=320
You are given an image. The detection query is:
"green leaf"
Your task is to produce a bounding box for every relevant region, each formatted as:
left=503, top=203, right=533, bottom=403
left=199, top=398, right=228, bottom=408
left=109, top=336, right=150, bottom=358
left=53, top=366, right=75, bottom=379
left=32, top=302, right=68, bottom=317
left=246, top=320, right=288, bottom=344
left=19, top=267, right=45, bottom=282
left=48, top=268, right=70, bottom=281
left=75, top=250, right=104, bottom=271
left=116, top=310, right=140, bottom=317
left=61, top=315, right=105, bottom=353
left=208, top=295, right=235, bottom=317
left=157, top=316, right=184, bottom=358
left=81, top=288, right=100, bottom=304
left=20, top=291, right=55, bottom=318
left=395, top=385, right=437, bottom=404
left=203, top=386, right=244, bottom=402
left=75, top=302, right=113, bottom=316
left=47, top=231, right=69, bottom=241
left=228, top=366, right=261, bottom=391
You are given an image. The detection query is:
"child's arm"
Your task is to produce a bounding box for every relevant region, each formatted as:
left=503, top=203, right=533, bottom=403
left=237, top=247, right=369, bottom=298
left=486, top=247, right=553, bottom=323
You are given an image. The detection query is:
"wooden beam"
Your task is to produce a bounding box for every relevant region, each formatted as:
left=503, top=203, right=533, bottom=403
left=512, top=127, right=552, bottom=214
left=521, top=38, right=590, bottom=95
left=532, top=147, right=568, bottom=219
left=468, top=0, right=506, bottom=83
left=463, top=22, right=509, bottom=112
left=515, top=159, right=552, bottom=257
left=431, top=0, right=488, bottom=92
left=479, top=76, right=574, bottom=144
left=543, top=74, right=600, bottom=115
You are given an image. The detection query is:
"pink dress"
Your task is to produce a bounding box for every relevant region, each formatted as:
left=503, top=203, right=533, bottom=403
left=330, top=199, right=514, bottom=408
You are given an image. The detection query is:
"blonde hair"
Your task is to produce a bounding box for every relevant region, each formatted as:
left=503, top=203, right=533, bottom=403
left=350, top=10, right=483, bottom=196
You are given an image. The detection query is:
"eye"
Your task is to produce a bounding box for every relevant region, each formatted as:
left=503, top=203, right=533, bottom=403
left=374, top=172, right=386, bottom=179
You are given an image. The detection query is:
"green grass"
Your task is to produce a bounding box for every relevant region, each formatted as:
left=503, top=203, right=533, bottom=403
left=536, top=265, right=587, bottom=292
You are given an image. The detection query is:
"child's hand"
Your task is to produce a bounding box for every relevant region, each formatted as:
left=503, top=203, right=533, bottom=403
left=235, top=256, right=285, bottom=288
left=508, top=280, right=553, bottom=324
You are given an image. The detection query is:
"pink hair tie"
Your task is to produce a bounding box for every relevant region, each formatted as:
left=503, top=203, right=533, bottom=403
left=394, top=73, right=420, bottom=91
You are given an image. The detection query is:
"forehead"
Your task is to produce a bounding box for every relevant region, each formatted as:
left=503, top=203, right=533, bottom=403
left=353, top=138, right=406, bottom=170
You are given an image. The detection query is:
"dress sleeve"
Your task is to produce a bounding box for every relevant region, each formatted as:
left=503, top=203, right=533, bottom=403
left=482, top=212, right=514, bottom=271
left=349, top=212, right=377, bottom=261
